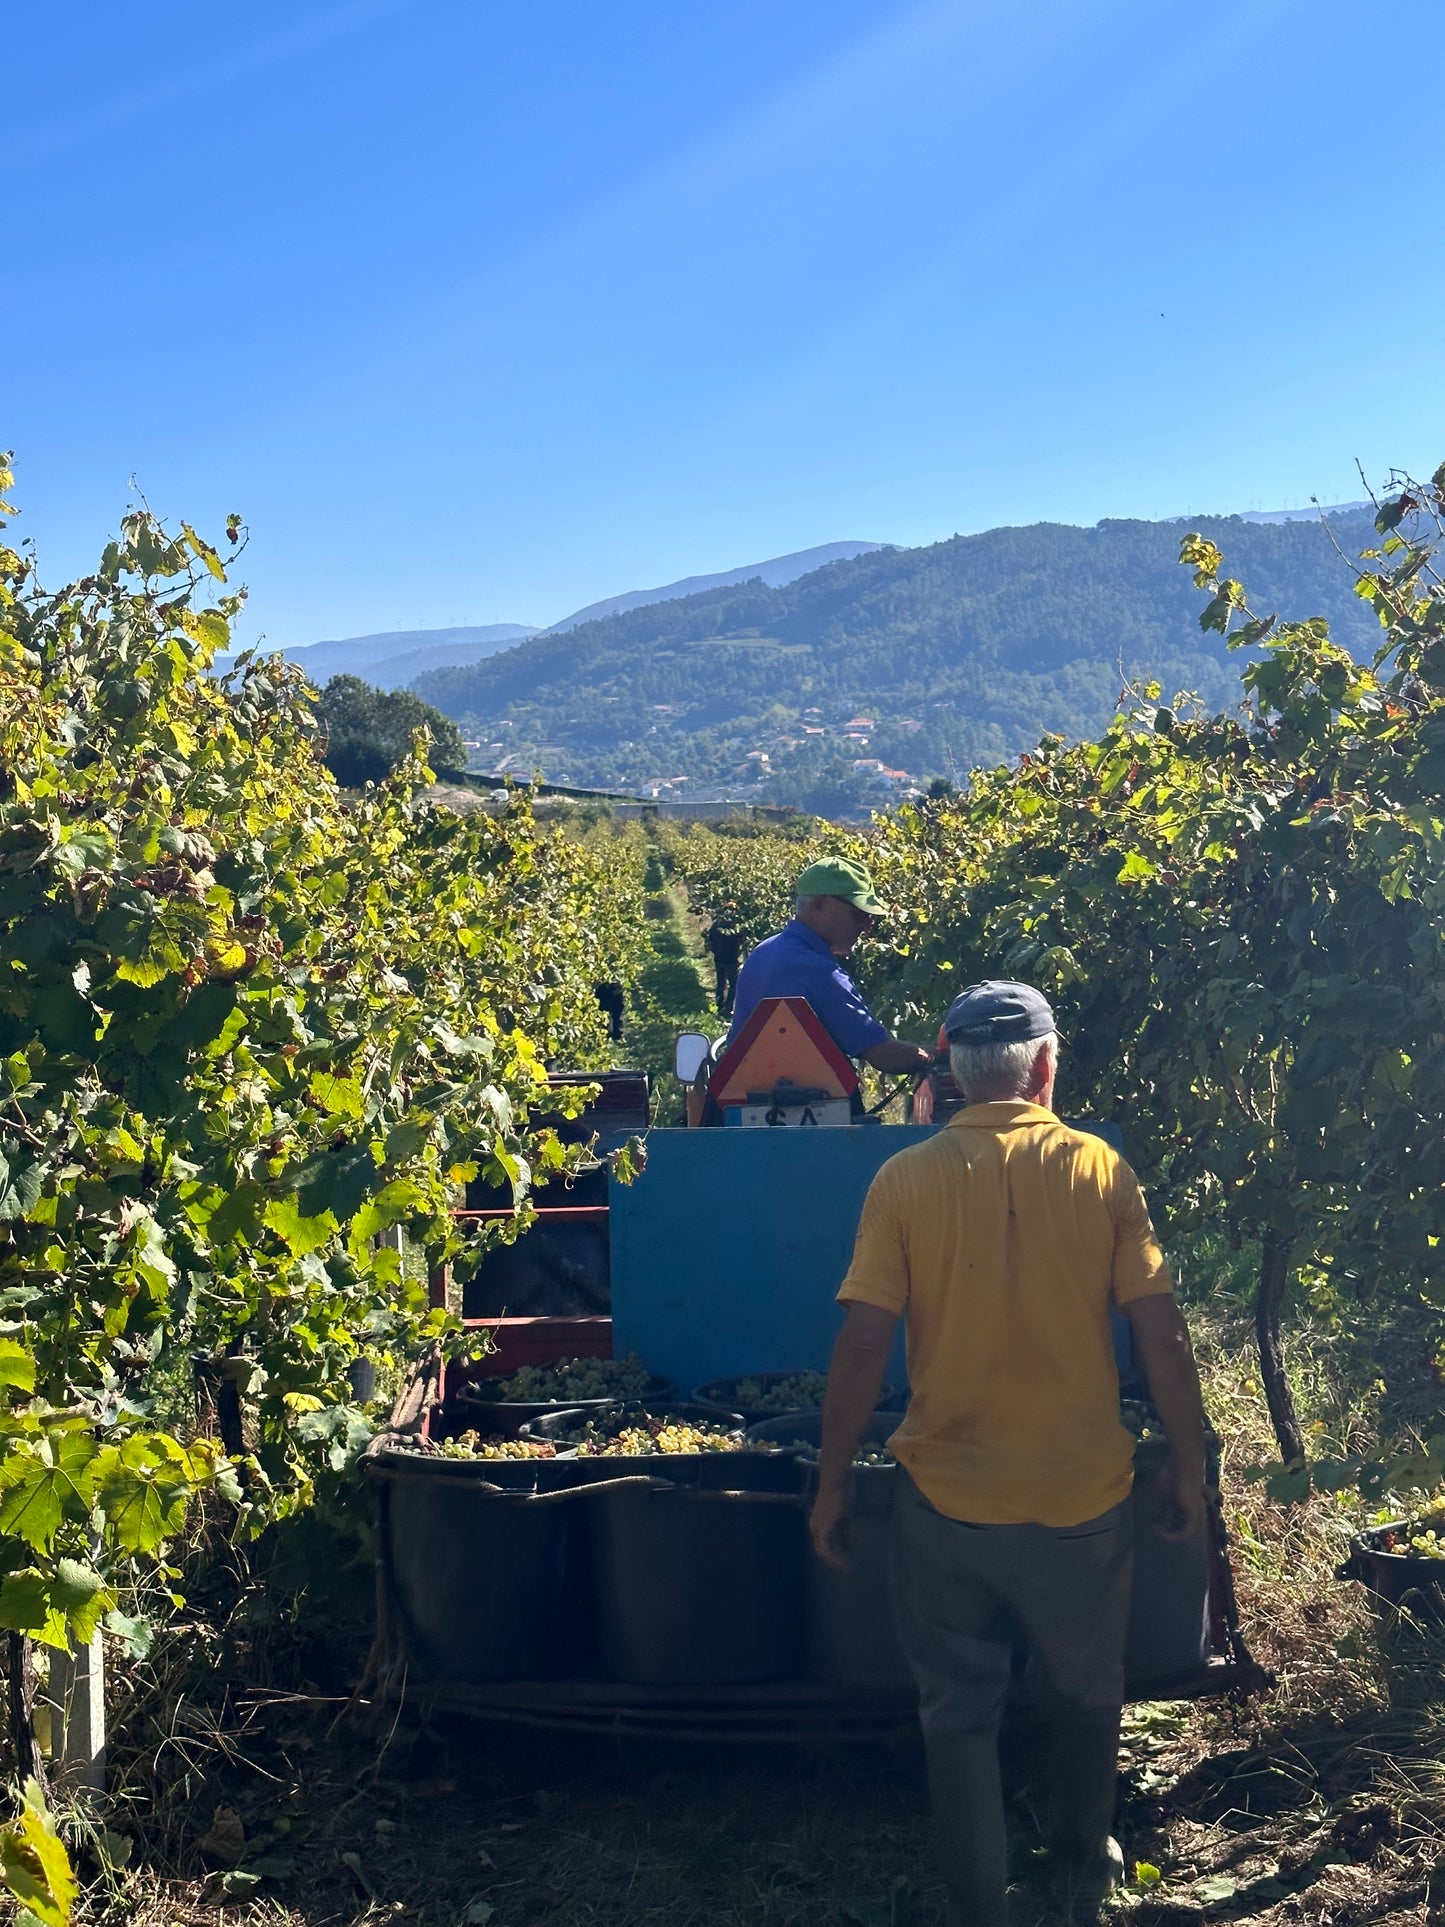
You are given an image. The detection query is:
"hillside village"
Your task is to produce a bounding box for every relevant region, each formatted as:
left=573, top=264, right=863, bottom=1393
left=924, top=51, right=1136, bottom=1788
left=473, top=701, right=926, bottom=802
left=416, top=507, right=1384, bottom=815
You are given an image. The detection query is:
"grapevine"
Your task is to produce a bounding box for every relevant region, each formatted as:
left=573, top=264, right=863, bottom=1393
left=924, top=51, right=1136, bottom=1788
left=856, top=467, right=1445, bottom=1487
left=0, top=454, right=646, bottom=1727
left=655, top=821, right=824, bottom=945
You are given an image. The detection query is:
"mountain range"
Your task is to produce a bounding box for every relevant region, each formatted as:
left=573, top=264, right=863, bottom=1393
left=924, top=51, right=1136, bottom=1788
left=408, top=506, right=1385, bottom=815
left=221, top=623, right=541, bottom=690
left=247, top=540, right=885, bottom=688
left=544, top=540, right=884, bottom=632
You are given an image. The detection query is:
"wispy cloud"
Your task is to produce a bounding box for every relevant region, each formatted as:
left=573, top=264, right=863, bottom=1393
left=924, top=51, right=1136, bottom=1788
left=257, top=0, right=1142, bottom=421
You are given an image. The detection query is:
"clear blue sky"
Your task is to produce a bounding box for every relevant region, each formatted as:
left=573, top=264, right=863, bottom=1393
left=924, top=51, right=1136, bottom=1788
left=12, top=0, right=1443, bottom=643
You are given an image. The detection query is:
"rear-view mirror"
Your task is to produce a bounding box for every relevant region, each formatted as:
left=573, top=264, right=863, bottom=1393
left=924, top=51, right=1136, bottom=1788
left=673, top=1031, right=712, bottom=1084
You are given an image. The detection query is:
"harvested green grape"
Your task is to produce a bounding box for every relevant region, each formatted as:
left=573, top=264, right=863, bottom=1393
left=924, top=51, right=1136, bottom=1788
left=731, top=1371, right=829, bottom=1413
left=1387, top=1507, right=1445, bottom=1557
left=571, top=1415, right=748, bottom=1456
left=399, top=1431, right=557, bottom=1460
left=1376, top=1504, right=1445, bottom=1555
left=479, top=1354, right=651, bottom=1404
left=776, top=1438, right=894, bottom=1468
left=1120, top=1402, right=1167, bottom=1440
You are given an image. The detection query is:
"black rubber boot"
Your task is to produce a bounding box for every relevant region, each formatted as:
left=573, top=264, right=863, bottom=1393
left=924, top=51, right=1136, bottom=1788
left=924, top=1728, right=1011, bottom=1927
left=1045, top=1711, right=1124, bottom=1924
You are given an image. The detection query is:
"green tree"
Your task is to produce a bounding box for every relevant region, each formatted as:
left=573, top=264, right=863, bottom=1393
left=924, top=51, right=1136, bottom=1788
left=317, top=673, right=466, bottom=785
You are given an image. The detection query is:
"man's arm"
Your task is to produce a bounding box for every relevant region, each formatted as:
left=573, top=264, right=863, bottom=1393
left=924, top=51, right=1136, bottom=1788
left=810, top=1302, right=898, bottom=1570
left=862, top=1038, right=933, bottom=1076
left=860, top=1039, right=935, bottom=1123
left=1122, top=1294, right=1207, bottom=1540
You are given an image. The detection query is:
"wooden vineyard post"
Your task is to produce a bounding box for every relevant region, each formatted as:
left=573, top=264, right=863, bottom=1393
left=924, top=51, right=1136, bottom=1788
left=48, top=1633, right=106, bottom=1797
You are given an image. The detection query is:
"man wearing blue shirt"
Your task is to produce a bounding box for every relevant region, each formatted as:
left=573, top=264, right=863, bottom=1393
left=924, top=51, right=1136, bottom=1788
left=728, top=858, right=934, bottom=1118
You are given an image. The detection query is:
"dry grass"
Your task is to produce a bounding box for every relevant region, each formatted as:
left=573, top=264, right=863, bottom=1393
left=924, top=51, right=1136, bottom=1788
left=49, top=1290, right=1445, bottom=1927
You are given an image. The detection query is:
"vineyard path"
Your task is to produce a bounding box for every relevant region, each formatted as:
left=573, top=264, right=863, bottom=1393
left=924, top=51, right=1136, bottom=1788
left=625, top=837, right=726, bottom=1108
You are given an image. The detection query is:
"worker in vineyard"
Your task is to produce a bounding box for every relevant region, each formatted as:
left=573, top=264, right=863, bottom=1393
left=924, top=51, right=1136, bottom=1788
left=701, top=900, right=745, bottom=1016
left=810, top=980, right=1206, bottom=1927
left=727, top=856, right=935, bottom=1120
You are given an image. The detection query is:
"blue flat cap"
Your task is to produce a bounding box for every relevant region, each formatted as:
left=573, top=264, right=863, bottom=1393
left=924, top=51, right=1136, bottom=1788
left=944, top=980, right=1056, bottom=1045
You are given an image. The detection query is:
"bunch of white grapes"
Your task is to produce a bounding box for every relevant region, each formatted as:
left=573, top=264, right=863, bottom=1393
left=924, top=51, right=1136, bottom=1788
left=432, top=1431, right=557, bottom=1460
left=488, top=1354, right=651, bottom=1403
left=579, top=1420, right=746, bottom=1456
left=732, top=1371, right=829, bottom=1413
left=1407, top=1520, right=1445, bottom=1559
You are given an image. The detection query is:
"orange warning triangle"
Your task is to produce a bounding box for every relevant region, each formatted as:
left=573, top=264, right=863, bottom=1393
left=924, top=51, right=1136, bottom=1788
left=711, top=996, right=859, bottom=1107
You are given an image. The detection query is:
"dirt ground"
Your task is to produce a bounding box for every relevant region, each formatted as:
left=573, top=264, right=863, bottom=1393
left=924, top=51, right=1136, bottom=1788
left=107, top=1669, right=1443, bottom=1927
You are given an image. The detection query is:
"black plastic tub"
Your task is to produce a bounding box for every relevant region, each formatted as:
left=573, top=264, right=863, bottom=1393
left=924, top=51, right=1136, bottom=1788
left=693, top=1371, right=897, bottom=1425
left=747, top=1417, right=1215, bottom=1695
left=365, top=1443, right=610, bottom=1683
left=586, top=1455, right=810, bottom=1685
left=747, top=1411, right=912, bottom=1691
left=1124, top=1434, right=1212, bottom=1689
left=1341, top=1521, right=1445, bottom=1625
left=456, top=1376, right=678, bottom=1439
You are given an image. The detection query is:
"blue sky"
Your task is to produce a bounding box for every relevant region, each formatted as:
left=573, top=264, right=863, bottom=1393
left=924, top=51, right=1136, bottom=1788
left=11, top=0, right=1443, bottom=642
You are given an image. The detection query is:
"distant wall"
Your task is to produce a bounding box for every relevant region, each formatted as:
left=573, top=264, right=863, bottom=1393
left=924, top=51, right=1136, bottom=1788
left=603, top=798, right=794, bottom=822
left=445, top=768, right=795, bottom=823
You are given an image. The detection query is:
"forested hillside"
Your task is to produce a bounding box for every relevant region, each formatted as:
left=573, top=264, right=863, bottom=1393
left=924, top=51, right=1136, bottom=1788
left=415, top=508, right=1381, bottom=811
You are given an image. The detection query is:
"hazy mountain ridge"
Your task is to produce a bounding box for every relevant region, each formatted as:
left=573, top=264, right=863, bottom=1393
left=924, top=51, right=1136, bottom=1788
left=1234, top=500, right=1371, bottom=525
left=412, top=508, right=1383, bottom=813
left=222, top=623, right=540, bottom=690
left=543, top=540, right=886, bottom=632
left=243, top=543, right=888, bottom=691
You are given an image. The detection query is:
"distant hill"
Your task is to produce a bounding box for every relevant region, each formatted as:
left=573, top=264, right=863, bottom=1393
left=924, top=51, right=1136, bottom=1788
left=412, top=509, right=1383, bottom=814
left=1235, top=501, right=1371, bottom=525
left=543, top=541, right=886, bottom=632
left=224, top=623, right=540, bottom=690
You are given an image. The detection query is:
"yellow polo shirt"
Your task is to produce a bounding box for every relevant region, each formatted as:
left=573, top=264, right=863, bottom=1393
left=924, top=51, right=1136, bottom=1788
left=838, top=1101, right=1172, bottom=1527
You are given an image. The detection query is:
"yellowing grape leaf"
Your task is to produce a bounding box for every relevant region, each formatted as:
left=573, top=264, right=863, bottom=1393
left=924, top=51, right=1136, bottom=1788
left=262, top=1197, right=338, bottom=1257
left=0, top=1778, right=76, bottom=1927
left=0, top=1339, right=35, bottom=1394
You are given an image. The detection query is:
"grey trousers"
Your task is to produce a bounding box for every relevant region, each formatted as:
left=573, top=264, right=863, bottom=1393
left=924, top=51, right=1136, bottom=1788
left=891, top=1469, right=1134, bottom=1740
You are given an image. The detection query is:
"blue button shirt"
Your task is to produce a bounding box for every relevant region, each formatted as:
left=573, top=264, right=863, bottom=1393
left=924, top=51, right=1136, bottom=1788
left=728, top=919, right=890, bottom=1059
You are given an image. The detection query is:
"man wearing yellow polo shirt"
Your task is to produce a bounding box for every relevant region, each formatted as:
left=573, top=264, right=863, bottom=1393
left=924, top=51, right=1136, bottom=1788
left=811, top=981, right=1206, bottom=1927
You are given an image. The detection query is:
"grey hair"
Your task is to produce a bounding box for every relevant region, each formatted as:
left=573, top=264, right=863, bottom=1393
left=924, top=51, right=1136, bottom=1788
left=949, top=1032, right=1058, bottom=1104
left=795, top=893, right=828, bottom=916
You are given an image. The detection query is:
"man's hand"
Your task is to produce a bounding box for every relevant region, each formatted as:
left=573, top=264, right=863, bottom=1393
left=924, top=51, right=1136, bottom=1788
left=1123, top=1293, right=1209, bottom=1543
left=911, top=1076, right=935, bottom=1125
left=862, top=1039, right=935, bottom=1077
left=810, top=1481, right=853, bottom=1570
left=1151, top=1451, right=1206, bottom=1542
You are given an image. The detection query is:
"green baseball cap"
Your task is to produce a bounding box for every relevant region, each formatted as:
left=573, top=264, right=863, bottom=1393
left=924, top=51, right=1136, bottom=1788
left=795, top=856, right=886, bottom=917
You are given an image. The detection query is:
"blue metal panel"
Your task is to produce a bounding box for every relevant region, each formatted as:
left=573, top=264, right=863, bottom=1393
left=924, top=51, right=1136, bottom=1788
left=609, top=1126, right=928, bottom=1394
left=608, top=1120, right=1137, bottom=1397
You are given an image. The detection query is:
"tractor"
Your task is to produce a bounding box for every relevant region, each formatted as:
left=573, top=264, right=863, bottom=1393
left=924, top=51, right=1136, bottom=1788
left=364, top=998, right=1265, bottom=1739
